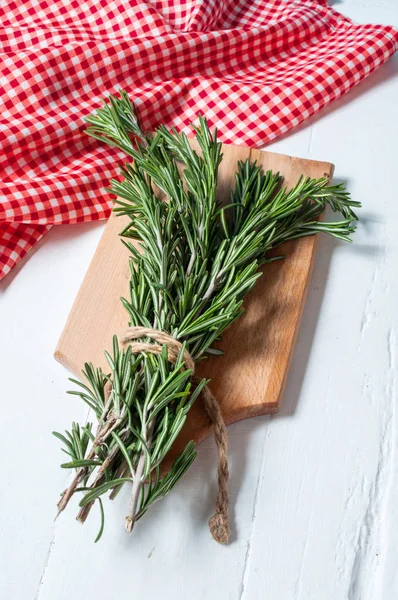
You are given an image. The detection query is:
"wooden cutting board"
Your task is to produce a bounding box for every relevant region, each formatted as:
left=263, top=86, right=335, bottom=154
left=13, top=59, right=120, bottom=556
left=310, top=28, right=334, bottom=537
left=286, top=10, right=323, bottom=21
left=55, top=143, right=333, bottom=460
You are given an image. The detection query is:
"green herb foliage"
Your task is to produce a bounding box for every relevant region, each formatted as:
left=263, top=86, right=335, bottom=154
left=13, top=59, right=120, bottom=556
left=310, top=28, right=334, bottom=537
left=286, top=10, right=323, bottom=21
left=54, top=91, right=360, bottom=540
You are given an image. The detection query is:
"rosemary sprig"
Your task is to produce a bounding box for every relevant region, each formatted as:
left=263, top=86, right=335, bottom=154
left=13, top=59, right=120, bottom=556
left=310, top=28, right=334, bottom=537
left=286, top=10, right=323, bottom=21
left=54, top=91, right=360, bottom=541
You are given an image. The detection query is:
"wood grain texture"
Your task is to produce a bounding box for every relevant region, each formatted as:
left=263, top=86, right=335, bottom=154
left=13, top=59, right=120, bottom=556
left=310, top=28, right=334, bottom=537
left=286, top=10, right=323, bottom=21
left=55, top=144, right=333, bottom=456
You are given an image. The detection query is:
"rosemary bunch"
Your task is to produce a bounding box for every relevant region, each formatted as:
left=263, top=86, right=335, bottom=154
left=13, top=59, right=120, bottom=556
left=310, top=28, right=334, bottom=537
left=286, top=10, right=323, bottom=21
left=54, top=91, right=360, bottom=541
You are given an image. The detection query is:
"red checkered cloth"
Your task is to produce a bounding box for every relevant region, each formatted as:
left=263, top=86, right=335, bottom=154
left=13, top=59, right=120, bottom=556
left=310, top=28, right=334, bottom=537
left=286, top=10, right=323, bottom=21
left=1, top=0, right=397, bottom=279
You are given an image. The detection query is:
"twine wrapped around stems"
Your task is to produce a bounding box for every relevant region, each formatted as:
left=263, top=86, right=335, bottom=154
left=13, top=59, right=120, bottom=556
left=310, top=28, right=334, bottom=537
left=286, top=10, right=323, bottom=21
left=120, top=326, right=230, bottom=544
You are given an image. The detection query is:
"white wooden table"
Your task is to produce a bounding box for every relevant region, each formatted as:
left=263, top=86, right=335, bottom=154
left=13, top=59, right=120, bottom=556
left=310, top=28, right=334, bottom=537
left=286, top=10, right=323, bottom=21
left=1, top=2, right=397, bottom=598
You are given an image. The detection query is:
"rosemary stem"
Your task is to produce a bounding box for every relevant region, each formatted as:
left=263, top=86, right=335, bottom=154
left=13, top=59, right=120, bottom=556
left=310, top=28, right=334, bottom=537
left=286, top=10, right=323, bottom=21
left=125, top=420, right=155, bottom=532
left=56, top=470, right=85, bottom=516
left=186, top=251, right=196, bottom=277
left=125, top=452, right=145, bottom=533
left=76, top=430, right=131, bottom=523
left=202, top=276, right=217, bottom=301
left=58, top=415, right=120, bottom=514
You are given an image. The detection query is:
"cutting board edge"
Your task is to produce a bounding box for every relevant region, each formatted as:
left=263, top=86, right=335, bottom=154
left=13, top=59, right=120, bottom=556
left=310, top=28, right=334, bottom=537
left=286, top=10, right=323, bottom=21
left=54, top=349, right=79, bottom=377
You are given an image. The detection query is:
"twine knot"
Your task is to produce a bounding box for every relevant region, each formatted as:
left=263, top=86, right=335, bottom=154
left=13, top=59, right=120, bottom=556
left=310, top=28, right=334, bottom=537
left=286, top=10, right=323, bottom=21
left=120, top=326, right=230, bottom=544
left=209, top=513, right=230, bottom=545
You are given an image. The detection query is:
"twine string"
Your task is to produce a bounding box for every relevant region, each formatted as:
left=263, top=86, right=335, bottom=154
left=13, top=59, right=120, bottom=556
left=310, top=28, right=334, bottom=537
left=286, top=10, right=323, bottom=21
left=120, top=326, right=230, bottom=544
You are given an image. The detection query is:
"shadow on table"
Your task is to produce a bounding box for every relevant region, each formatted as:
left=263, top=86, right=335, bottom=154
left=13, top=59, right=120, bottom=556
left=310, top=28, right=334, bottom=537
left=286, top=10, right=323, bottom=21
left=222, top=207, right=380, bottom=541
left=280, top=206, right=381, bottom=419
left=0, top=221, right=105, bottom=293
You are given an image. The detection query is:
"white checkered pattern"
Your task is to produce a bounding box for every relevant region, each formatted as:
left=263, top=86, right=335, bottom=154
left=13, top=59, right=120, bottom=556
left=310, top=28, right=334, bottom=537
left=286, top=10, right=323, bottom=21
left=1, top=0, right=397, bottom=278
